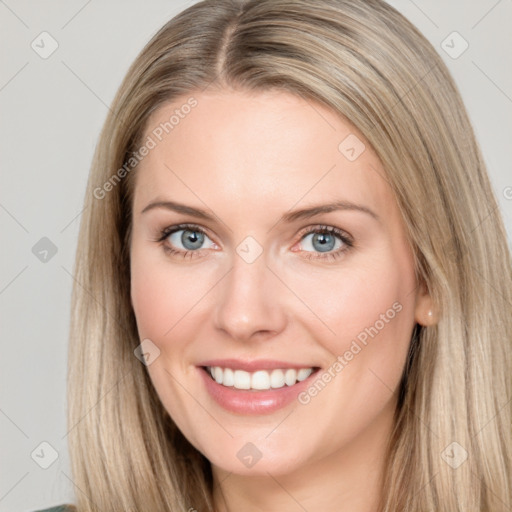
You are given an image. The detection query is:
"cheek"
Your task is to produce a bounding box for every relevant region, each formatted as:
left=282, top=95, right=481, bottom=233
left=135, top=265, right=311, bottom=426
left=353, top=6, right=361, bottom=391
left=130, top=260, right=176, bottom=341
left=293, top=247, right=417, bottom=387
left=130, top=247, right=211, bottom=343
left=129, top=249, right=212, bottom=446
left=286, top=255, right=417, bottom=448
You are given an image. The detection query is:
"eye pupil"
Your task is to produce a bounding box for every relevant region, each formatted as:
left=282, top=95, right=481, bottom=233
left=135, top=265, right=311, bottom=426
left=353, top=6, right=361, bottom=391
left=182, top=230, right=204, bottom=250
left=312, top=232, right=335, bottom=252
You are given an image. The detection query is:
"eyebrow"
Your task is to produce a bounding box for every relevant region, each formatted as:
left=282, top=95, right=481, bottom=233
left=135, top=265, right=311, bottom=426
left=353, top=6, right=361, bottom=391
left=140, top=199, right=379, bottom=224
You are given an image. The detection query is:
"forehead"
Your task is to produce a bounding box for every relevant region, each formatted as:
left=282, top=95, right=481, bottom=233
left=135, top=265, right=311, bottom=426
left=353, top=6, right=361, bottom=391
left=133, top=89, right=395, bottom=221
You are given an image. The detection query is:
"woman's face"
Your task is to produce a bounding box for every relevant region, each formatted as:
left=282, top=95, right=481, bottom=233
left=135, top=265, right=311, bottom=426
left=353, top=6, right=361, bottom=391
left=130, top=88, right=434, bottom=477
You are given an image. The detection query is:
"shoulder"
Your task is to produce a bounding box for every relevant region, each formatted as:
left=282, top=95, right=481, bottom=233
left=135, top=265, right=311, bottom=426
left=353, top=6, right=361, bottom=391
left=32, top=506, right=74, bottom=512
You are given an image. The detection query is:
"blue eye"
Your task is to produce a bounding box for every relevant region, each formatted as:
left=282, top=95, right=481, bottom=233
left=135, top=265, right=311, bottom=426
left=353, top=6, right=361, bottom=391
left=297, top=225, right=353, bottom=261
left=168, top=228, right=211, bottom=251
left=157, top=223, right=353, bottom=262
left=301, top=231, right=341, bottom=252
left=158, top=224, right=216, bottom=257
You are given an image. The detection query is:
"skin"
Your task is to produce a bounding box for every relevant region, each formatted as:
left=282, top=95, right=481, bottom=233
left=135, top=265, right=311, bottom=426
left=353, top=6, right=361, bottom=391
left=129, top=88, right=436, bottom=512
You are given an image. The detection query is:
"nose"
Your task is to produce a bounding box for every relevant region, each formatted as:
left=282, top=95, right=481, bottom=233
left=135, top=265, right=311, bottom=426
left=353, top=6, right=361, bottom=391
left=213, top=251, right=287, bottom=342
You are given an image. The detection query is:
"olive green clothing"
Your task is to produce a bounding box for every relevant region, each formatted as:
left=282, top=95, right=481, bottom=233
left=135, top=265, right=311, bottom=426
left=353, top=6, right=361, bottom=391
left=33, top=506, right=73, bottom=512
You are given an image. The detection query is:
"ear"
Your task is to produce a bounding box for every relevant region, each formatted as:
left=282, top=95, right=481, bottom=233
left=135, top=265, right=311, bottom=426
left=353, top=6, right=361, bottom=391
left=414, top=279, right=437, bottom=326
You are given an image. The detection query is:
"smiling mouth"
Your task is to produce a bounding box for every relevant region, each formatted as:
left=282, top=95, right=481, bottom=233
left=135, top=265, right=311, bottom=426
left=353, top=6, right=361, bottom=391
left=203, top=366, right=320, bottom=391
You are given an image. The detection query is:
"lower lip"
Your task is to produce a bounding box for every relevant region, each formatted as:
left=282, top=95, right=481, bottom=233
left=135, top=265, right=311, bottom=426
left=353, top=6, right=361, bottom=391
left=198, top=367, right=318, bottom=415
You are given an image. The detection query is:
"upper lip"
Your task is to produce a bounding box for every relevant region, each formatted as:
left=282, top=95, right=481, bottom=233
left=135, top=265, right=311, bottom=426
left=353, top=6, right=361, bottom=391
left=198, top=359, right=319, bottom=372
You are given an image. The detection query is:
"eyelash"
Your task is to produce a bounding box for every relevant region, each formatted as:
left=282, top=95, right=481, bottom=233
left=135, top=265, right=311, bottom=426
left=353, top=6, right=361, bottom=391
left=155, top=223, right=354, bottom=262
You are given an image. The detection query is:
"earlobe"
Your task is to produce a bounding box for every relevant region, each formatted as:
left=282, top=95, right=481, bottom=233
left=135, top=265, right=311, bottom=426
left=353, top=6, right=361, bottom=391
left=414, top=280, right=438, bottom=326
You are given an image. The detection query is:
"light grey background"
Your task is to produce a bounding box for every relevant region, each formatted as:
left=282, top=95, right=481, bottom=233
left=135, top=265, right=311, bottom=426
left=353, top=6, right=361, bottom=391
left=1, top=1, right=510, bottom=511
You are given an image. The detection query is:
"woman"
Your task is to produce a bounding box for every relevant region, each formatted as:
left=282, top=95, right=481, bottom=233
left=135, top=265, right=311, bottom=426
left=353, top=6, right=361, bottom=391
left=37, top=0, right=512, bottom=510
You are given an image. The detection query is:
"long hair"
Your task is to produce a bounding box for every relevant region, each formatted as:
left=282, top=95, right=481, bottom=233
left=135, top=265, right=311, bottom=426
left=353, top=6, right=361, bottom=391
left=67, top=0, right=512, bottom=510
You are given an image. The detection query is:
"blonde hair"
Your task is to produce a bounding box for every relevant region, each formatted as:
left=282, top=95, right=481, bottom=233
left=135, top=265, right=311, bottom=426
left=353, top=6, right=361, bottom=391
left=67, top=0, right=512, bottom=510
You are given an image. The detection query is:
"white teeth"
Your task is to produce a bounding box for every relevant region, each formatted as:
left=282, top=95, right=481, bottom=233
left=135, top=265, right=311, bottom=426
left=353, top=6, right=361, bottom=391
left=270, top=369, right=285, bottom=388
left=206, top=366, right=314, bottom=390
left=297, top=368, right=313, bottom=381
left=223, top=367, right=234, bottom=387
left=233, top=370, right=251, bottom=389
left=284, top=369, right=297, bottom=386
left=251, top=370, right=270, bottom=390
left=214, top=366, right=223, bottom=384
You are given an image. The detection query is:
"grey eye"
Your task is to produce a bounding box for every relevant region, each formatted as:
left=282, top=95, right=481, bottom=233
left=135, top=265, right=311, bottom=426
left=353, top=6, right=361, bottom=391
left=301, top=231, right=343, bottom=253
left=168, top=229, right=214, bottom=251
